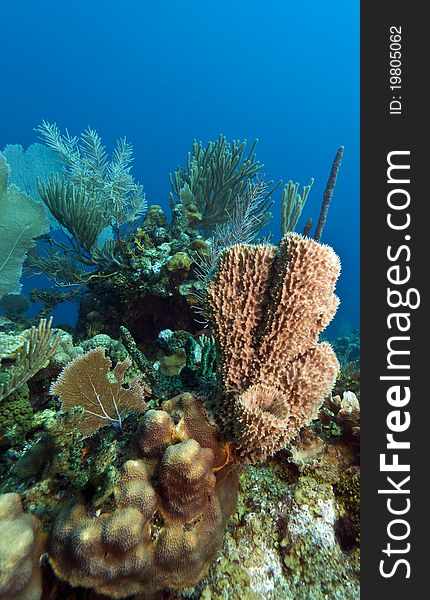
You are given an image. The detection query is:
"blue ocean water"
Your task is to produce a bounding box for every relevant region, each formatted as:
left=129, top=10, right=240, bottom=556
left=1, top=0, right=359, bottom=336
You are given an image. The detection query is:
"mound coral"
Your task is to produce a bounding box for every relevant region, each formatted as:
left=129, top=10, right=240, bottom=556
left=47, top=393, right=237, bottom=598
left=206, top=233, right=340, bottom=462
left=0, top=493, right=43, bottom=600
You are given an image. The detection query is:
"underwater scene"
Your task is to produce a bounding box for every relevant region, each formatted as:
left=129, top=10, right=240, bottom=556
left=0, top=1, right=359, bottom=599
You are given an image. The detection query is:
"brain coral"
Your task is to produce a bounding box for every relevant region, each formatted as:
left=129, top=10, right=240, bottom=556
left=48, top=393, right=237, bottom=598
left=206, top=233, right=340, bottom=462
left=0, top=493, right=43, bottom=600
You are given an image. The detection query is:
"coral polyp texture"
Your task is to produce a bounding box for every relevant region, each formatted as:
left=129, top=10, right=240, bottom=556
left=0, top=493, right=43, bottom=600
left=47, top=393, right=238, bottom=598
left=207, top=233, right=340, bottom=462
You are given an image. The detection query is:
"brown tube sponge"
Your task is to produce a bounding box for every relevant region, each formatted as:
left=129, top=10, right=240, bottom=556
left=206, top=233, right=340, bottom=462
left=206, top=242, right=277, bottom=391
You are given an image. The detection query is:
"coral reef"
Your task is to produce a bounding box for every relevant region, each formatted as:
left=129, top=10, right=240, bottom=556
left=281, top=178, right=314, bottom=234
left=318, top=390, right=360, bottom=446
left=47, top=393, right=238, bottom=598
left=0, top=130, right=358, bottom=599
left=0, top=384, right=33, bottom=445
left=0, top=294, right=30, bottom=324
left=206, top=233, right=340, bottom=462
left=0, top=330, right=33, bottom=359
left=169, top=136, right=276, bottom=233
left=74, top=223, right=204, bottom=342
left=162, top=440, right=359, bottom=600
left=0, top=318, right=60, bottom=401
left=0, top=492, right=43, bottom=600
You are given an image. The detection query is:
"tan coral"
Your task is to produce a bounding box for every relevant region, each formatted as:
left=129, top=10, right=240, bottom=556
left=159, top=439, right=216, bottom=519
left=162, top=393, right=229, bottom=468
left=50, top=346, right=147, bottom=436
left=0, top=493, right=43, bottom=600
left=135, top=408, right=176, bottom=457
left=47, top=393, right=238, bottom=598
left=206, top=233, right=340, bottom=463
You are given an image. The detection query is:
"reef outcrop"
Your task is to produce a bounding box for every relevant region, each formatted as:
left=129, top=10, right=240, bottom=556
left=47, top=393, right=237, bottom=598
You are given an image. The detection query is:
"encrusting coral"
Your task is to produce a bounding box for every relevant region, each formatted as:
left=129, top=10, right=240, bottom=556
left=47, top=392, right=237, bottom=598
left=0, top=493, right=43, bottom=600
left=0, top=384, right=33, bottom=444
left=206, top=232, right=340, bottom=462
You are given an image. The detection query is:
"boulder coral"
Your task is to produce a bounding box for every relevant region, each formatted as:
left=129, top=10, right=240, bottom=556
left=206, top=233, right=340, bottom=462
left=0, top=493, right=43, bottom=600
left=47, top=393, right=238, bottom=598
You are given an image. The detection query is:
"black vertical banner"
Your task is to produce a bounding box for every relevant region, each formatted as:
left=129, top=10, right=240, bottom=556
left=361, top=1, right=426, bottom=597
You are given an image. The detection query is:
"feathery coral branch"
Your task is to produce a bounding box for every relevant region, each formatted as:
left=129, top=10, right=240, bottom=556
left=0, top=317, right=60, bottom=401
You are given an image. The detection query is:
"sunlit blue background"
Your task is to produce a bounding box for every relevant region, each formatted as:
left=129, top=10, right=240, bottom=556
left=1, top=0, right=359, bottom=336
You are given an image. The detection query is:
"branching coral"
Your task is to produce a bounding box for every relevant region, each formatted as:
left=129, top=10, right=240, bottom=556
left=0, top=317, right=60, bottom=402
left=36, top=122, right=146, bottom=226
left=28, top=122, right=146, bottom=283
left=169, top=135, right=277, bottom=233
left=50, top=347, right=147, bottom=437
left=193, top=179, right=275, bottom=288
left=38, top=176, right=112, bottom=262
left=281, top=179, right=314, bottom=234
left=47, top=393, right=237, bottom=598
left=206, top=233, right=340, bottom=462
